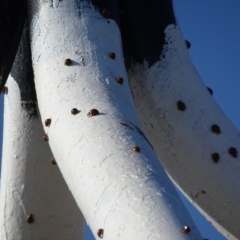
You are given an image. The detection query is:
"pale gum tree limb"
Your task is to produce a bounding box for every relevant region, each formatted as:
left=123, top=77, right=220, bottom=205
left=26, top=0, right=203, bottom=239
left=0, top=24, right=85, bottom=240
left=124, top=2, right=240, bottom=240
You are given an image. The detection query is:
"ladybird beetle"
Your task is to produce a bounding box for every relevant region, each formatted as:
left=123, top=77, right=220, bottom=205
left=26, top=214, right=34, bottom=223
left=43, top=134, right=49, bottom=141
left=177, top=101, right=186, bottom=111
left=64, top=59, right=72, bottom=66
left=108, top=52, right=116, bottom=59
left=133, top=146, right=141, bottom=153
left=97, top=229, right=104, bottom=238
left=116, top=77, right=123, bottom=84
left=71, top=108, right=79, bottom=115
left=211, top=153, right=220, bottom=163
left=229, top=147, right=238, bottom=158
left=182, top=226, right=191, bottom=233
left=50, top=157, right=57, bottom=165
left=45, top=118, right=51, bottom=127
left=87, top=109, right=99, bottom=117
left=211, top=124, right=221, bottom=134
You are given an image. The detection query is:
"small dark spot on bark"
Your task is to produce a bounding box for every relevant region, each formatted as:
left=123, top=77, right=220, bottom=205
left=71, top=108, right=80, bottom=115
left=108, top=52, right=116, bottom=59
left=45, top=118, right=51, bottom=127
left=182, top=226, right=191, bottom=233
left=211, top=153, right=220, bottom=163
left=64, top=59, right=72, bottom=66
left=185, top=40, right=191, bottom=49
left=133, top=146, right=141, bottom=152
left=116, top=77, right=123, bottom=84
left=229, top=147, right=238, bottom=158
left=26, top=214, right=34, bottom=223
left=211, top=124, right=221, bottom=135
left=97, top=228, right=104, bottom=238
left=43, top=134, right=49, bottom=141
left=50, top=157, right=57, bottom=165
left=207, top=87, right=213, bottom=95
left=87, top=109, right=99, bottom=117
left=177, top=101, right=186, bottom=111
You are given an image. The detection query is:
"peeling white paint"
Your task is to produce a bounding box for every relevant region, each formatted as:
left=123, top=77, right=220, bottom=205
left=28, top=1, right=203, bottom=239
left=128, top=23, right=240, bottom=240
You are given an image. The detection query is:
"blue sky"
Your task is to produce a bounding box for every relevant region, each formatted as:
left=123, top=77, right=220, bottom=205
left=0, top=1, right=240, bottom=239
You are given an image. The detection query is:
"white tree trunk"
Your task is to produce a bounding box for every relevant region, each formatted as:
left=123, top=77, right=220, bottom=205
left=26, top=0, right=203, bottom=239
left=0, top=25, right=85, bottom=240
left=128, top=23, right=240, bottom=240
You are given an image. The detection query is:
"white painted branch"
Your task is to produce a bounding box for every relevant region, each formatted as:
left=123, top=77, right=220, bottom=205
left=0, top=27, right=85, bottom=239
left=0, top=76, right=86, bottom=240
left=27, top=1, right=203, bottom=239
left=128, top=23, right=240, bottom=239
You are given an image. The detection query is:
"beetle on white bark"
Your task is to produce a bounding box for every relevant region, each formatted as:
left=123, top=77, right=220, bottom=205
left=123, top=2, right=240, bottom=239
left=0, top=0, right=238, bottom=239
left=0, top=24, right=85, bottom=240
left=24, top=0, right=203, bottom=239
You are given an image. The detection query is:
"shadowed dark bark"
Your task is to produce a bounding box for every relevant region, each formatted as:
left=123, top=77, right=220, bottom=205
left=10, top=21, right=37, bottom=117
left=0, top=0, right=27, bottom=92
left=119, top=0, right=176, bottom=67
